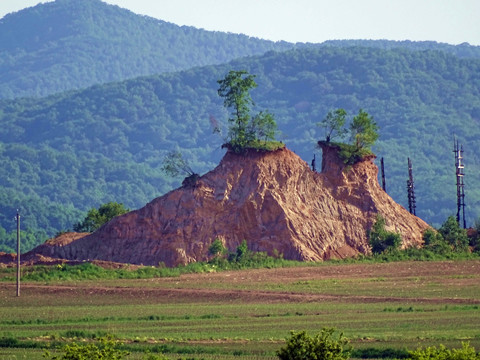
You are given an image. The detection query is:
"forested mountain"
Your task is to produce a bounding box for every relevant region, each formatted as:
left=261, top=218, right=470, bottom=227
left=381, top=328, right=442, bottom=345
left=0, top=0, right=295, bottom=99
left=2, top=0, right=480, bottom=101
left=1, top=46, right=479, bottom=252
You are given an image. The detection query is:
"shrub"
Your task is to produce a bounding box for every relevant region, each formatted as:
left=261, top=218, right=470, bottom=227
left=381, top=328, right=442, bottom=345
left=408, top=342, right=479, bottom=360
left=422, top=228, right=451, bottom=254
left=44, top=336, right=129, bottom=360
left=368, top=215, right=402, bottom=254
left=73, top=202, right=129, bottom=233
left=438, top=216, right=469, bottom=252
left=208, top=238, right=226, bottom=257
left=338, top=142, right=374, bottom=165
left=277, top=328, right=351, bottom=360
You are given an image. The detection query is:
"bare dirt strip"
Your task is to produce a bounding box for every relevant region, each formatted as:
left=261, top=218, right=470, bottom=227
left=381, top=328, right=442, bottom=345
left=1, top=260, right=479, bottom=305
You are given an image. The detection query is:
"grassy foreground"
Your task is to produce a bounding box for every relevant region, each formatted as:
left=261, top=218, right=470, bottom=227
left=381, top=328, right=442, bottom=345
left=0, top=259, right=479, bottom=359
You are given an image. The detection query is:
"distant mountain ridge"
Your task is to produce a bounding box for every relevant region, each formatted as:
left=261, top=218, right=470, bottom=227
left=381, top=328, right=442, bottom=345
left=0, top=0, right=295, bottom=99
left=2, top=0, right=480, bottom=99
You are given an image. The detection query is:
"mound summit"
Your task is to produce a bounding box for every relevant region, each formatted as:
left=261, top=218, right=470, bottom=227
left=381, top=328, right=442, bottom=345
left=28, top=145, right=429, bottom=267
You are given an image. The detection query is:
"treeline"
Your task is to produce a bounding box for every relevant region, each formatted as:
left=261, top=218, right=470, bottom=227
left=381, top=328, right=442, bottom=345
left=1, top=46, right=480, bottom=251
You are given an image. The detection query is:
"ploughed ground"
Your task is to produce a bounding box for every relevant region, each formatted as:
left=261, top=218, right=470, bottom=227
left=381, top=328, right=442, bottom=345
left=1, top=260, right=479, bottom=306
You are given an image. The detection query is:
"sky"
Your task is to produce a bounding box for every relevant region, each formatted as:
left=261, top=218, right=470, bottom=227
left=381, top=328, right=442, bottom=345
left=1, top=0, right=479, bottom=46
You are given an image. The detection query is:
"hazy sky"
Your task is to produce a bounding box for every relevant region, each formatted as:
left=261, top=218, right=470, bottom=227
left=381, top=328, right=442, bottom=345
left=1, top=0, right=479, bottom=46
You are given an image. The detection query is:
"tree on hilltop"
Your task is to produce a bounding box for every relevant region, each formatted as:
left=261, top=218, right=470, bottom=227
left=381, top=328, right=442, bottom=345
left=161, top=150, right=199, bottom=187
left=317, top=108, right=379, bottom=165
left=350, top=109, right=379, bottom=151
left=217, top=70, right=281, bottom=152
left=318, top=108, right=348, bottom=142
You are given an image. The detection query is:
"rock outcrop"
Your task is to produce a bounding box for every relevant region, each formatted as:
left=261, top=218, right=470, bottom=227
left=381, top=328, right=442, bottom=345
left=28, top=145, right=429, bottom=267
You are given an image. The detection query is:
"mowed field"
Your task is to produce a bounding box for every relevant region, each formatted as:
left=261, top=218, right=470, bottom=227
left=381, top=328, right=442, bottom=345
left=0, top=260, right=479, bottom=359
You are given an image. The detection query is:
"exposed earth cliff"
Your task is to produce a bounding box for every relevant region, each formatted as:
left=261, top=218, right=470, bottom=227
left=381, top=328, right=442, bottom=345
left=27, top=145, right=429, bottom=267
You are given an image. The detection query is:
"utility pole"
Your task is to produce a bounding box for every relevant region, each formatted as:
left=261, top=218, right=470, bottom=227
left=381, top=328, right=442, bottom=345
left=380, top=157, right=386, bottom=192
left=454, top=139, right=466, bottom=228
left=407, top=158, right=416, bottom=216
left=16, top=210, right=20, bottom=297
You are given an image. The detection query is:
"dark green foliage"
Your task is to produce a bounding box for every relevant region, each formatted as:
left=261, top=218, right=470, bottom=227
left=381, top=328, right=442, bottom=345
left=351, top=347, right=409, bottom=359
left=235, top=239, right=249, bottom=261
left=422, top=228, right=452, bottom=254
left=368, top=215, right=402, bottom=254
left=277, top=329, right=351, bottom=360
left=73, top=202, right=129, bottom=233
left=438, top=216, right=469, bottom=252
left=337, top=142, right=374, bottom=166
left=471, top=218, right=480, bottom=250
left=0, top=225, right=48, bottom=254
left=407, top=342, right=480, bottom=360
left=207, top=240, right=287, bottom=270
left=208, top=238, right=226, bottom=257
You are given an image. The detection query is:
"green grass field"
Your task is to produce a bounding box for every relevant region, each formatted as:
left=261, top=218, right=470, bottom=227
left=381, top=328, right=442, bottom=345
left=0, top=260, right=479, bottom=359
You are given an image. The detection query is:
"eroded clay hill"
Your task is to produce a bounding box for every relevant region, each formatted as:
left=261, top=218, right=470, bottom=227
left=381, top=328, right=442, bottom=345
left=28, top=145, right=429, bottom=267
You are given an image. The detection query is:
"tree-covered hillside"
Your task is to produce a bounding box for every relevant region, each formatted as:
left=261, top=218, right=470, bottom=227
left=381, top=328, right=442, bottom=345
left=0, top=0, right=294, bottom=99
left=2, top=0, right=480, bottom=101
left=323, top=40, right=480, bottom=59
left=1, top=46, right=479, bottom=252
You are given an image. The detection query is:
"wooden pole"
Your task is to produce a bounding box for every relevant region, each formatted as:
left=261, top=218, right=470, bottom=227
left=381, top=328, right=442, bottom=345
left=16, top=210, right=20, bottom=297
left=380, top=157, right=386, bottom=192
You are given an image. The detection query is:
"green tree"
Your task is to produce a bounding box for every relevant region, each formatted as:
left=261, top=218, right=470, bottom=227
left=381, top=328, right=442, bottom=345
left=161, top=150, right=196, bottom=178
left=438, top=216, right=469, bottom=251
left=161, top=150, right=199, bottom=187
left=218, top=70, right=257, bottom=150
left=217, top=70, right=279, bottom=152
left=73, top=202, right=129, bottom=233
left=350, top=109, right=379, bottom=151
left=251, top=110, right=278, bottom=142
left=318, top=108, right=348, bottom=142
left=368, top=214, right=402, bottom=254
left=277, top=328, right=351, bottom=360
left=318, top=109, right=379, bottom=165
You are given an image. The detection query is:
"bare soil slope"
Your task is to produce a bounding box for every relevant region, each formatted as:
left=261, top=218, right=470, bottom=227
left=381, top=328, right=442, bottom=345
left=28, top=146, right=429, bottom=266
